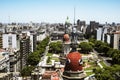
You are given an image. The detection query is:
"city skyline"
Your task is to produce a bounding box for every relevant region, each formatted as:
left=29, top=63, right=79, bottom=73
left=0, top=0, right=120, bottom=24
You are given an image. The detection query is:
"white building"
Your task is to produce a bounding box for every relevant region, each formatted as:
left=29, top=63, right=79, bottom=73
left=37, top=29, right=46, bottom=41
left=21, top=31, right=36, bottom=52
left=96, top=27, right=108, bottom=41
left=102, top=28, right=107, bottom=41
left=105, top=31, right=120, bottom=50
left=96, top=28, right=102, bottom=40
left=2, top=33, right=17, bottom=49
left=112, top=32, right=120, bottom=50
left=106, top=34, right=110, bottom=44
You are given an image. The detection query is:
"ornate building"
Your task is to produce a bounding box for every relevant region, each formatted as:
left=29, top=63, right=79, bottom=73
left=62, top=51, right=86, bottom=80
left=61, top=18, right=86, bottom=80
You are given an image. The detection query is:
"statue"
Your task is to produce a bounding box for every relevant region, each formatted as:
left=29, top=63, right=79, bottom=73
left=65, top=16, right=70, bottom=34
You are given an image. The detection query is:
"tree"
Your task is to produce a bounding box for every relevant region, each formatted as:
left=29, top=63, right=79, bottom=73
left=49, top=41, right=62, bottom=54
left=27, top=36, right=49, bottom=66
left=79, top=42, right=93, bottom=53
left=88, top=38, right=96, bottom=43
left=21, top=66, right=34, bottom=77
left=88, top=42, right=95, bottom=48
left=94, top=65, right=120, bottom=80
left=94, top=40, right=109, bottom=53
left=102, top=45, right=110, bottom=55
left=27, top=52, right=40, bottom=66
left=112, top=50, right=120, bottom=64
left=37, top=36, right=49, bottom=50
left=98, top=45, right=110, bottom=53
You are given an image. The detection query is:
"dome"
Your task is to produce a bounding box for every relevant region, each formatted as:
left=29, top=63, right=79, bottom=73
left=63, top=34, right=70, bottom=42
left=64, top=51, right=83, bottom=71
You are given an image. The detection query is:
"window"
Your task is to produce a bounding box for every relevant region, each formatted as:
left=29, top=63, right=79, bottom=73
left=8, top=36, right=12, bottom=46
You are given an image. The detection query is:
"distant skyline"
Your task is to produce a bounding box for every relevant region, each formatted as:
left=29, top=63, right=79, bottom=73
left=0, top=0, right=120, bottom=24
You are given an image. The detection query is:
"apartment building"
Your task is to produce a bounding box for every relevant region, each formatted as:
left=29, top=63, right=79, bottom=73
left=20, top=33, right=31, bottom=70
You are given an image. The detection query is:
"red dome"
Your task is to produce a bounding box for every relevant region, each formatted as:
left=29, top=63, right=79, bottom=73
left=65, top=51, right=83, bottom=71
left=63, top=34, right=70, bottom=42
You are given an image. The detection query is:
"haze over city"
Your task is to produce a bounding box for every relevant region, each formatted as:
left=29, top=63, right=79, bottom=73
left=0, top=0, right=120, bottom=23
left=1, top=0, right=120, bottom=80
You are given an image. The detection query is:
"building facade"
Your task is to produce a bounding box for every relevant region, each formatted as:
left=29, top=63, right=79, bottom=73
left=2, top=33, right=17, bottom=49
left=0, top=51, right=9, bottom=72
left=20, top=33, right=31, bottom=70
left=0, top=33, right=2, bottom=48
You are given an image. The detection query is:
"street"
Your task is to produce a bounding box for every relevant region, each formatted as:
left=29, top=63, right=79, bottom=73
left=93, top=49, right=112, bottom=66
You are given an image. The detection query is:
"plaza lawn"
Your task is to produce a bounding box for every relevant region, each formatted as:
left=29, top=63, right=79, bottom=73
left=84, top=65, right=100, bottom=71
left=84, top=61, right=100, bottom=71
left=47, top=53, right=52, bottom=57
left=46, top=53, right=60, bottom=64
left=99, top=61, right=107, bottom=68
left=51, top=57, right=60, bottom=62
left=86, top=72, right=94, bottom=76
left=47, top=60, right=52, bottom=65
left=84, top=61, right=100, bottom=76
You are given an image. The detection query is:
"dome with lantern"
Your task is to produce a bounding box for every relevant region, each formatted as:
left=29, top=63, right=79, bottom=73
left=64, top=51, right=83, bottom=71
left=63, top=34, right=70, bottom=42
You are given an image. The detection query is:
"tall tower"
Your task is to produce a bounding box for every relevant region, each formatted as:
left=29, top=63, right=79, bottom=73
left=20, top=33, right=31, bottom=70
left=71, top=7, right=78, bottom=43
left=0, top=33, right=2, bottom=48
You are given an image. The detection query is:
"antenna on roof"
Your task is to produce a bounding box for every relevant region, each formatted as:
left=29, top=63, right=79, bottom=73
left=8, top=16, right=10, bottom=24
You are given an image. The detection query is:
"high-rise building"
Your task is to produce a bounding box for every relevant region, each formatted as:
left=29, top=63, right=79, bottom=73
left=2, top=33, right=17, bottom=49
left=109, top=32, right=120, bottom=50
left=30, top=33, right=37, bottom=52
left=33, top=33, right=37, bottom=51
left=0, top=33, right=2, bottom=48
left=90, top=21, right=99, bottom=33
left=96, top=28, right=102, bottom=40
left=20, top=33, right=31, bottom=70
left=104, top=33, right=110, bottom=44
left=85, top=21, right=99, bottom=39
left=77, top=19, right=86, bottom=32
left=37, top=29, right=46, bottom=41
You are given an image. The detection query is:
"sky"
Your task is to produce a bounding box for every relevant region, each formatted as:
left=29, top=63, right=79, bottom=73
left=0, top=0, right=120, bottom=24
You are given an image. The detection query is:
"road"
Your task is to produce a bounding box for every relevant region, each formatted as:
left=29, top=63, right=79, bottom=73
left=38, top=45, right=49, bottom=66
left=93, top=49, right=112, bottom=66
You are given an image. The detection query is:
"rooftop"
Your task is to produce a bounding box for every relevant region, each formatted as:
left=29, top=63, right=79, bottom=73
left=0, top=72, right=11, bottom=78
left=42, top=71, right=59, bottom=80
left=0, top=53, right=4, bottom=59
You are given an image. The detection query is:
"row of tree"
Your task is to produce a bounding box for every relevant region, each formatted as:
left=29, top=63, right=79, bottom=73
left=49, top=41, right=62, bottom=54
left=79, top=42, right=93, bottom=53
left=89, top=38, right=120, bottom=65
left=78, top=38, right=120, bottom=65
left=79, top=38, right=120, bottom=79
left=94, top=65, right=120, bottom=80
left=21, top=37, right=50, bottom=77
left=27, top=36, right=49, bottom=66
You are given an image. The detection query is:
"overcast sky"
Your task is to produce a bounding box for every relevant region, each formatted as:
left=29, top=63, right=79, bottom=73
left=0, top=0, right=120, bottom=24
